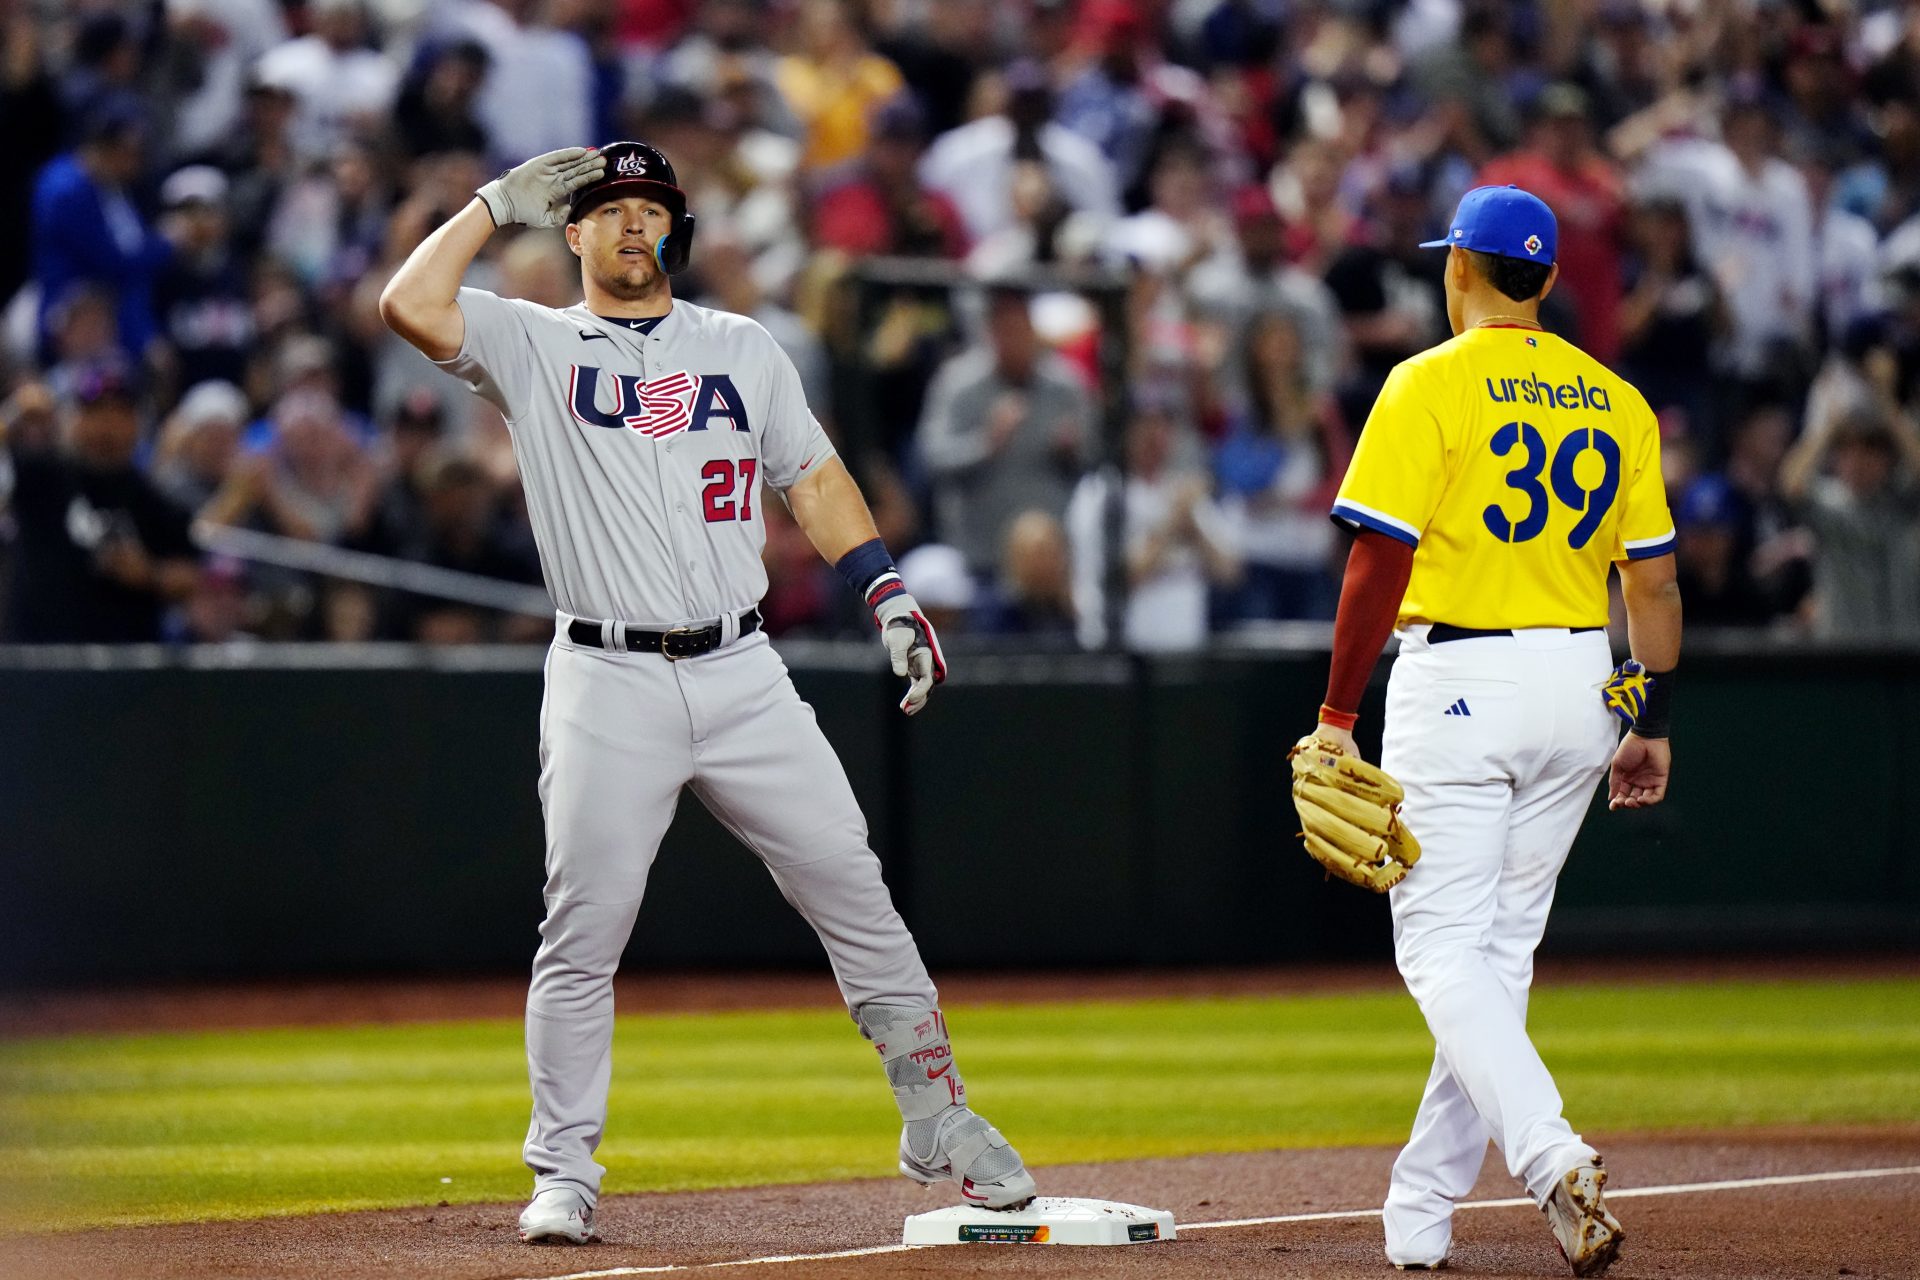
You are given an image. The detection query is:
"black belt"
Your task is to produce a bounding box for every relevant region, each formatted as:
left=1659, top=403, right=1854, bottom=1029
left=1428, top=622, right=1604, bottom=644
left=567, top=608, right=761, bottom=660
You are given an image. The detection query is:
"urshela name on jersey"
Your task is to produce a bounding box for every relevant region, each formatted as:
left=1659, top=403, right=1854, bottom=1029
left=1485, top=372, right=1612, bottom=412
left=568, top=365, right=751, bottom=440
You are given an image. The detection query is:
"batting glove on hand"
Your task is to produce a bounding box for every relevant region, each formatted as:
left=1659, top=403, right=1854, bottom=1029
left=875, top=592, right=946, bottom=716
left=1600, top=659, right=1652, bottom=726
left=477, top=147, right=606, bottom=229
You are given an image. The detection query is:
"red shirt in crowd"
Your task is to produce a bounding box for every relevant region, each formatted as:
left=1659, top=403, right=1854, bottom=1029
left=812, top=179, right=970, bottom=260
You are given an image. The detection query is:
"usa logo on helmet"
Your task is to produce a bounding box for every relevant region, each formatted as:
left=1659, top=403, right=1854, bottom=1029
left=616, top=152, right=648, bottom=177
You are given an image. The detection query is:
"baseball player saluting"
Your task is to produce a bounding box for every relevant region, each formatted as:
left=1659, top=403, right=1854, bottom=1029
left=380, top=143, right=1036, bottom=1243
left=1304, top=186, right=1680, bottom=1276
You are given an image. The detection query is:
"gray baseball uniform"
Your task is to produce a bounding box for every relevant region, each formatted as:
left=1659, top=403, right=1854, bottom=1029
left=437, top=288, right=939, bottom=1202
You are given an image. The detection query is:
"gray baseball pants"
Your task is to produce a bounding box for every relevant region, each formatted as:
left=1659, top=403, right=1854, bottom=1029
left=524, top=623, right=938, bottom=1201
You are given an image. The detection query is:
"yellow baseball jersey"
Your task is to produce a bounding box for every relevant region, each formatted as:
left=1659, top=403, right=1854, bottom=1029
left=1332, top=326, right=1674, bottom=629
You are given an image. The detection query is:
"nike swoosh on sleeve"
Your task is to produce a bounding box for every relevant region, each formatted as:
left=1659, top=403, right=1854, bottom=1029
left=799, top=454, right=818, bottom=470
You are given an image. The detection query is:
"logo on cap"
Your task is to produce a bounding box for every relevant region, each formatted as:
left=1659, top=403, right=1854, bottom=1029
left=616, top=153, right=647, bottom=177
left=1524, top=234, right=1543, bottom=256
left=1453, top=228, right=1464, bottom=239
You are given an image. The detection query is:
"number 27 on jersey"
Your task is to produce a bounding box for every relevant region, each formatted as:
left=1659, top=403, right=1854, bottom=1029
left=701, top=458, right=757, bottom=523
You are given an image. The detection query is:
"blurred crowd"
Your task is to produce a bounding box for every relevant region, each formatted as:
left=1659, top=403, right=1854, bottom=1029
left=3, top=0, right=1919, bottom=649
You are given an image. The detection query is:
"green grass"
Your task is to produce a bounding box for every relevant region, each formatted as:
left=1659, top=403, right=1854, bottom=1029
left=1, top=978, right=1916, bottom=1232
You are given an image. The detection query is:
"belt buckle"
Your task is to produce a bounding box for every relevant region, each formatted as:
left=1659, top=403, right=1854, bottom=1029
left=660, top=625, right=703, bottom=661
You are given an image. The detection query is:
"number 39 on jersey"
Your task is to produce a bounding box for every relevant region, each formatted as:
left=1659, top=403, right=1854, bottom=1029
left=1483, top=422, right=1619, bottom=550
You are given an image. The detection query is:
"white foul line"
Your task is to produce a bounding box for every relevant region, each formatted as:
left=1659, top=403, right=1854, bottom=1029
left=1177, top=1163, right=1920, bottom=1231
left=522, top=1164, right=1920, bottom=1279
left=519, top=1242, right=924, bottom=1277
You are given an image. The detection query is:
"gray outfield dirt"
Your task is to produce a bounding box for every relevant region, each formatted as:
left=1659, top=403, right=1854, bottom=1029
left=6, top=1130, right=1917, bottom=1280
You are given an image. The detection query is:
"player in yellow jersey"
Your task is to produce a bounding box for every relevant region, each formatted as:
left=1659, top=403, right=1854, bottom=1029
left=1305, top=185, right=1682, bottom=1276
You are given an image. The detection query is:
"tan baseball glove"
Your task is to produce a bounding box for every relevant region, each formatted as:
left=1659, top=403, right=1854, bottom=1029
left=1287, top=736, right=1422, bottom=892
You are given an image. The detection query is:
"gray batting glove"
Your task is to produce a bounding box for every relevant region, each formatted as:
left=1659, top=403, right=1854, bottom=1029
left=476, top=147, right=606, bottom=229
left=875, top=592, right=946, bottom=716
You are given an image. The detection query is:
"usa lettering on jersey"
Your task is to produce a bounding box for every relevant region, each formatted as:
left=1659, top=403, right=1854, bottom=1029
left=566, top=365, right=752, bottom=440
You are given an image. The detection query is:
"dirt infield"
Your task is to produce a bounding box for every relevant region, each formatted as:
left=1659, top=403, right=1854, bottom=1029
left=0, top=964, right=1399, bottom=1037
left=7, top=1129, right=1916, bottom=1279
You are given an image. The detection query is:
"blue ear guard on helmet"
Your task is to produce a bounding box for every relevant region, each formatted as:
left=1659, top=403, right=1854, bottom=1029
left=654, top=211, right=695, bottom=275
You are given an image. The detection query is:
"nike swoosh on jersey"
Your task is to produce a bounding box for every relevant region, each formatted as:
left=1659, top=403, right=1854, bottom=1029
left=799, top=454, right=818, bottom=470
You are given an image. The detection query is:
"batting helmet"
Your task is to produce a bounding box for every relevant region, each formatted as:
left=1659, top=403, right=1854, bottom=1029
left=566, top=140, right=697, bottom=275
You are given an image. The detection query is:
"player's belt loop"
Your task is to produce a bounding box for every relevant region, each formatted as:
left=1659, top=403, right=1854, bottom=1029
left=601, top=619, right=626, bottom=653
left=719, top=608, right=740, bottom=647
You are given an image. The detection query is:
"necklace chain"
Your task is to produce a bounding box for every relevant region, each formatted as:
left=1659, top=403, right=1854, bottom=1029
left=1474, top=314, right=1543, bottom=330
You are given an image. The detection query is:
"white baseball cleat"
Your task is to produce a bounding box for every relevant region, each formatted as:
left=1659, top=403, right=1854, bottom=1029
left=518, top=1187, right=596, bottom=1244
left=1385, top=1213, right=1452, bottom=1270
left=898, top=1105, right=1037, bottom=1211
left=1541, top=1158, right=1624, bottom=1277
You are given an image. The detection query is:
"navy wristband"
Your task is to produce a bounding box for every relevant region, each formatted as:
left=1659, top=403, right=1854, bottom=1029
left=835, top=538, right=906, bottom=614
left=1631, top=668, right=1674, bottom=739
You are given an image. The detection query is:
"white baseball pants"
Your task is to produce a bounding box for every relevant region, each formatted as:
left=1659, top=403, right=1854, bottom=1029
left=1377, top=624, right=1617, bottom=1264
left=523, top=621, right=938, bottom=1203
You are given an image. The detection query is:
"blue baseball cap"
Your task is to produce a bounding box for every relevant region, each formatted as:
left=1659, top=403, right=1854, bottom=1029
left=1420, top=184, right=1558, bottom=264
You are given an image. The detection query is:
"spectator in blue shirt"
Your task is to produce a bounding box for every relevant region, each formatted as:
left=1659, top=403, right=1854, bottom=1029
left=31, top=95, right=174, bottom=366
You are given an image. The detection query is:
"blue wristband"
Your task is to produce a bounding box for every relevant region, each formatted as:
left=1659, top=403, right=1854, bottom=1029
left=835, top=538, right=905, bottom=614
